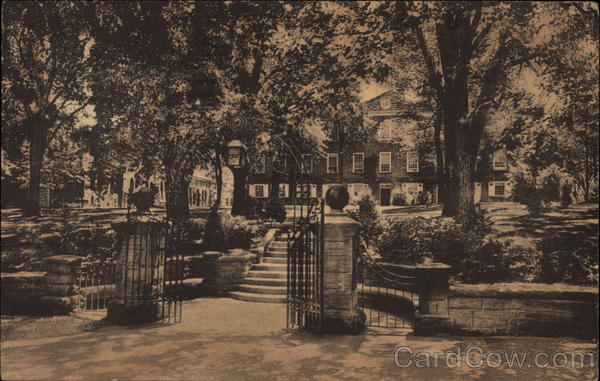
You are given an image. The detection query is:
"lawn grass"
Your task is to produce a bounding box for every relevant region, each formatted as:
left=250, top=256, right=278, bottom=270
left=378, top=202, right=599, bottom=250
left=488, top=203, right=599, bottom=249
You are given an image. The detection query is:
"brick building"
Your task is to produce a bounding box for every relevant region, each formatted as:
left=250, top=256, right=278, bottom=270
left=247, top=90, right=512, bottom=206
left=248, top=91, right=438, bottom=206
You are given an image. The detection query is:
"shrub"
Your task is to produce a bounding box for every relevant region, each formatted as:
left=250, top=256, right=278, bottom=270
left=533, top=233, right=598, bottom=285
left=416, top=190, right=432, bottom=206
left=539, top=166, right=563, bottom=202
left=346, top=194, right=383, bottom=246
left=243, top=197, right=260, bottom=220
left=560, top=183, right=572, bottom=208
left=510, top=164, right=574, bottom=214
left=200, top=206, right=227, bottom=252
left=462, top=204, right=494, bottom=237
left=264, top=197, right=286, bottom=223
left=128, top=186, right=154, bottom=212
left=221, top=214, right=259, bottom=250
left=200, top=207, right=260, bottom=251
left=172, top=219, right=205, bottom=256
left=392, top=192, right=408, bottom=206
left=511, top=172, right=552, bottom=214
left=252, top=198, right=268, bottom=220
left=376, top=215, right=513, bottom=283
left=60, top=224, right=116, bottom=260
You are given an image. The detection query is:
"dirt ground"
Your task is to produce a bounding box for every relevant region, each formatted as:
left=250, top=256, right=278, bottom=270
left=1, top=298, right=597, bottom=381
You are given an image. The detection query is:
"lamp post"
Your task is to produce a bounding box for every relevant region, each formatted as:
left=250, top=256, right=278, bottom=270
left=226, top=140, right=248, bottom=216
left=226, top=140, right=246, bottom=168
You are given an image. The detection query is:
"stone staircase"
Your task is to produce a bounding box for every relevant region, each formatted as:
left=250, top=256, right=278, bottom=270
left=229, top=232, right=288, bottom=303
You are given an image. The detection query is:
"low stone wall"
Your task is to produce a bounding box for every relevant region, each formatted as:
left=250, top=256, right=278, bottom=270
left=1, top=271, right=48, bottom=314
left=444, top=283, right=598, bottom=338
left=1, top=255, right=83, bottom=315
left=198, top=250, right=255, bottom=295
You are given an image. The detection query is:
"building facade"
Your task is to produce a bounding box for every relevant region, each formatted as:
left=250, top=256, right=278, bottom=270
left=247, top=91, right=512, bottom=206
left=82, top=155, right=216, bottom=209
left=248, top=91, right=438, bottom=206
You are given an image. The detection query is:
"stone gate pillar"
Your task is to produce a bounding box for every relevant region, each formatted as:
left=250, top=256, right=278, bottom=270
left=107, top=219, right=166, bottom=324
left=322, top=186, right=365, bottom=333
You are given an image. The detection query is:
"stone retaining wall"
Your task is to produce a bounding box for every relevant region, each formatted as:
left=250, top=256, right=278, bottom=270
left=1, top=255, right=84, bottom=314
left=444, top=283, right=598, bottom=338
left=198, top=250, right=255, bottom=295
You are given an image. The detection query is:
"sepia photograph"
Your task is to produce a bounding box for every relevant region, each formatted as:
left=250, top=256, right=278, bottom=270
left=1, top=1, right=598, bottom=380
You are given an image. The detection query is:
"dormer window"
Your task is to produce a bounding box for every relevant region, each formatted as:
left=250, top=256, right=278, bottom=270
left=492, top=151, right=507, bottom=171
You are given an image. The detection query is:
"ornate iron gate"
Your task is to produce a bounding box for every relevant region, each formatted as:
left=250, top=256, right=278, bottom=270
left=356, top=239, right=417, bottom=329
left=286, top=186, right=325, bottom=331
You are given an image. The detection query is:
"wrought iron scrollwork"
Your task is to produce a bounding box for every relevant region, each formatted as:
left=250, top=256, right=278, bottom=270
left=287, top=186, right=325, bottom=332
left=356, top=238, right=418, bottom=329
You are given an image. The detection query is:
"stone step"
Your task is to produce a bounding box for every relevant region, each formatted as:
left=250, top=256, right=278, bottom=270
left=252, top=263, right=287, bottom=271
left=238, top=284, right=287, bottom=295
left=269, top=241, right=288, bottom=248
left=267, top=249, right=287, bottom=256
left=229, top=291, right=286, bottom=303
left=264, top=251, right=287, bottom=258
left=247, top=270, right=287, bottom=279
left=263, top=257, right=287, bottom=264
left=244, top=277, right=287, bottom=286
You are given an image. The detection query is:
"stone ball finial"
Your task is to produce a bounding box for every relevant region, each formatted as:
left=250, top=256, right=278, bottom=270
left=325, top=185, right=349, bottom=211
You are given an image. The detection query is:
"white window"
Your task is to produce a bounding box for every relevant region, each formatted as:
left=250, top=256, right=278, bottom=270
left=255, top=156, right=265, bottom=174
left=327, top=153, right=338, bottom=174
left=489, top=181, right=508, bottom=198
left=406, top=151, right=419, bottom=172
left=352, top=153, right=365, bottom=173
left=379, top=152, right=391, bottom=173
left=494, top=182, right=506, bottom=197
left=492, top=151, right=507, bottom=171
left=278, top=184, right=289, bottom=198
left=302, top=154, right=312, bottom=174
left=251, top=184, right=268, bottom=198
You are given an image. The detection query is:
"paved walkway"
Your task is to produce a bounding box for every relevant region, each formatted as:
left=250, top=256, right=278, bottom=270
left=1, top=298, right=597, bottom=381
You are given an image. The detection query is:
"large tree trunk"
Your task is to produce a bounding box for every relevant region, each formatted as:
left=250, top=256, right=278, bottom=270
left=231, top=167, right=249, bottom=216
left=445, top=150, right=476, bottom=223
left=436, top=9, right=477, bottom=222
left=165, top=168, right=191, bottom=222
left=25, top=125, right=48, bottom=217
left=433, top=107, right=448, bottom=206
